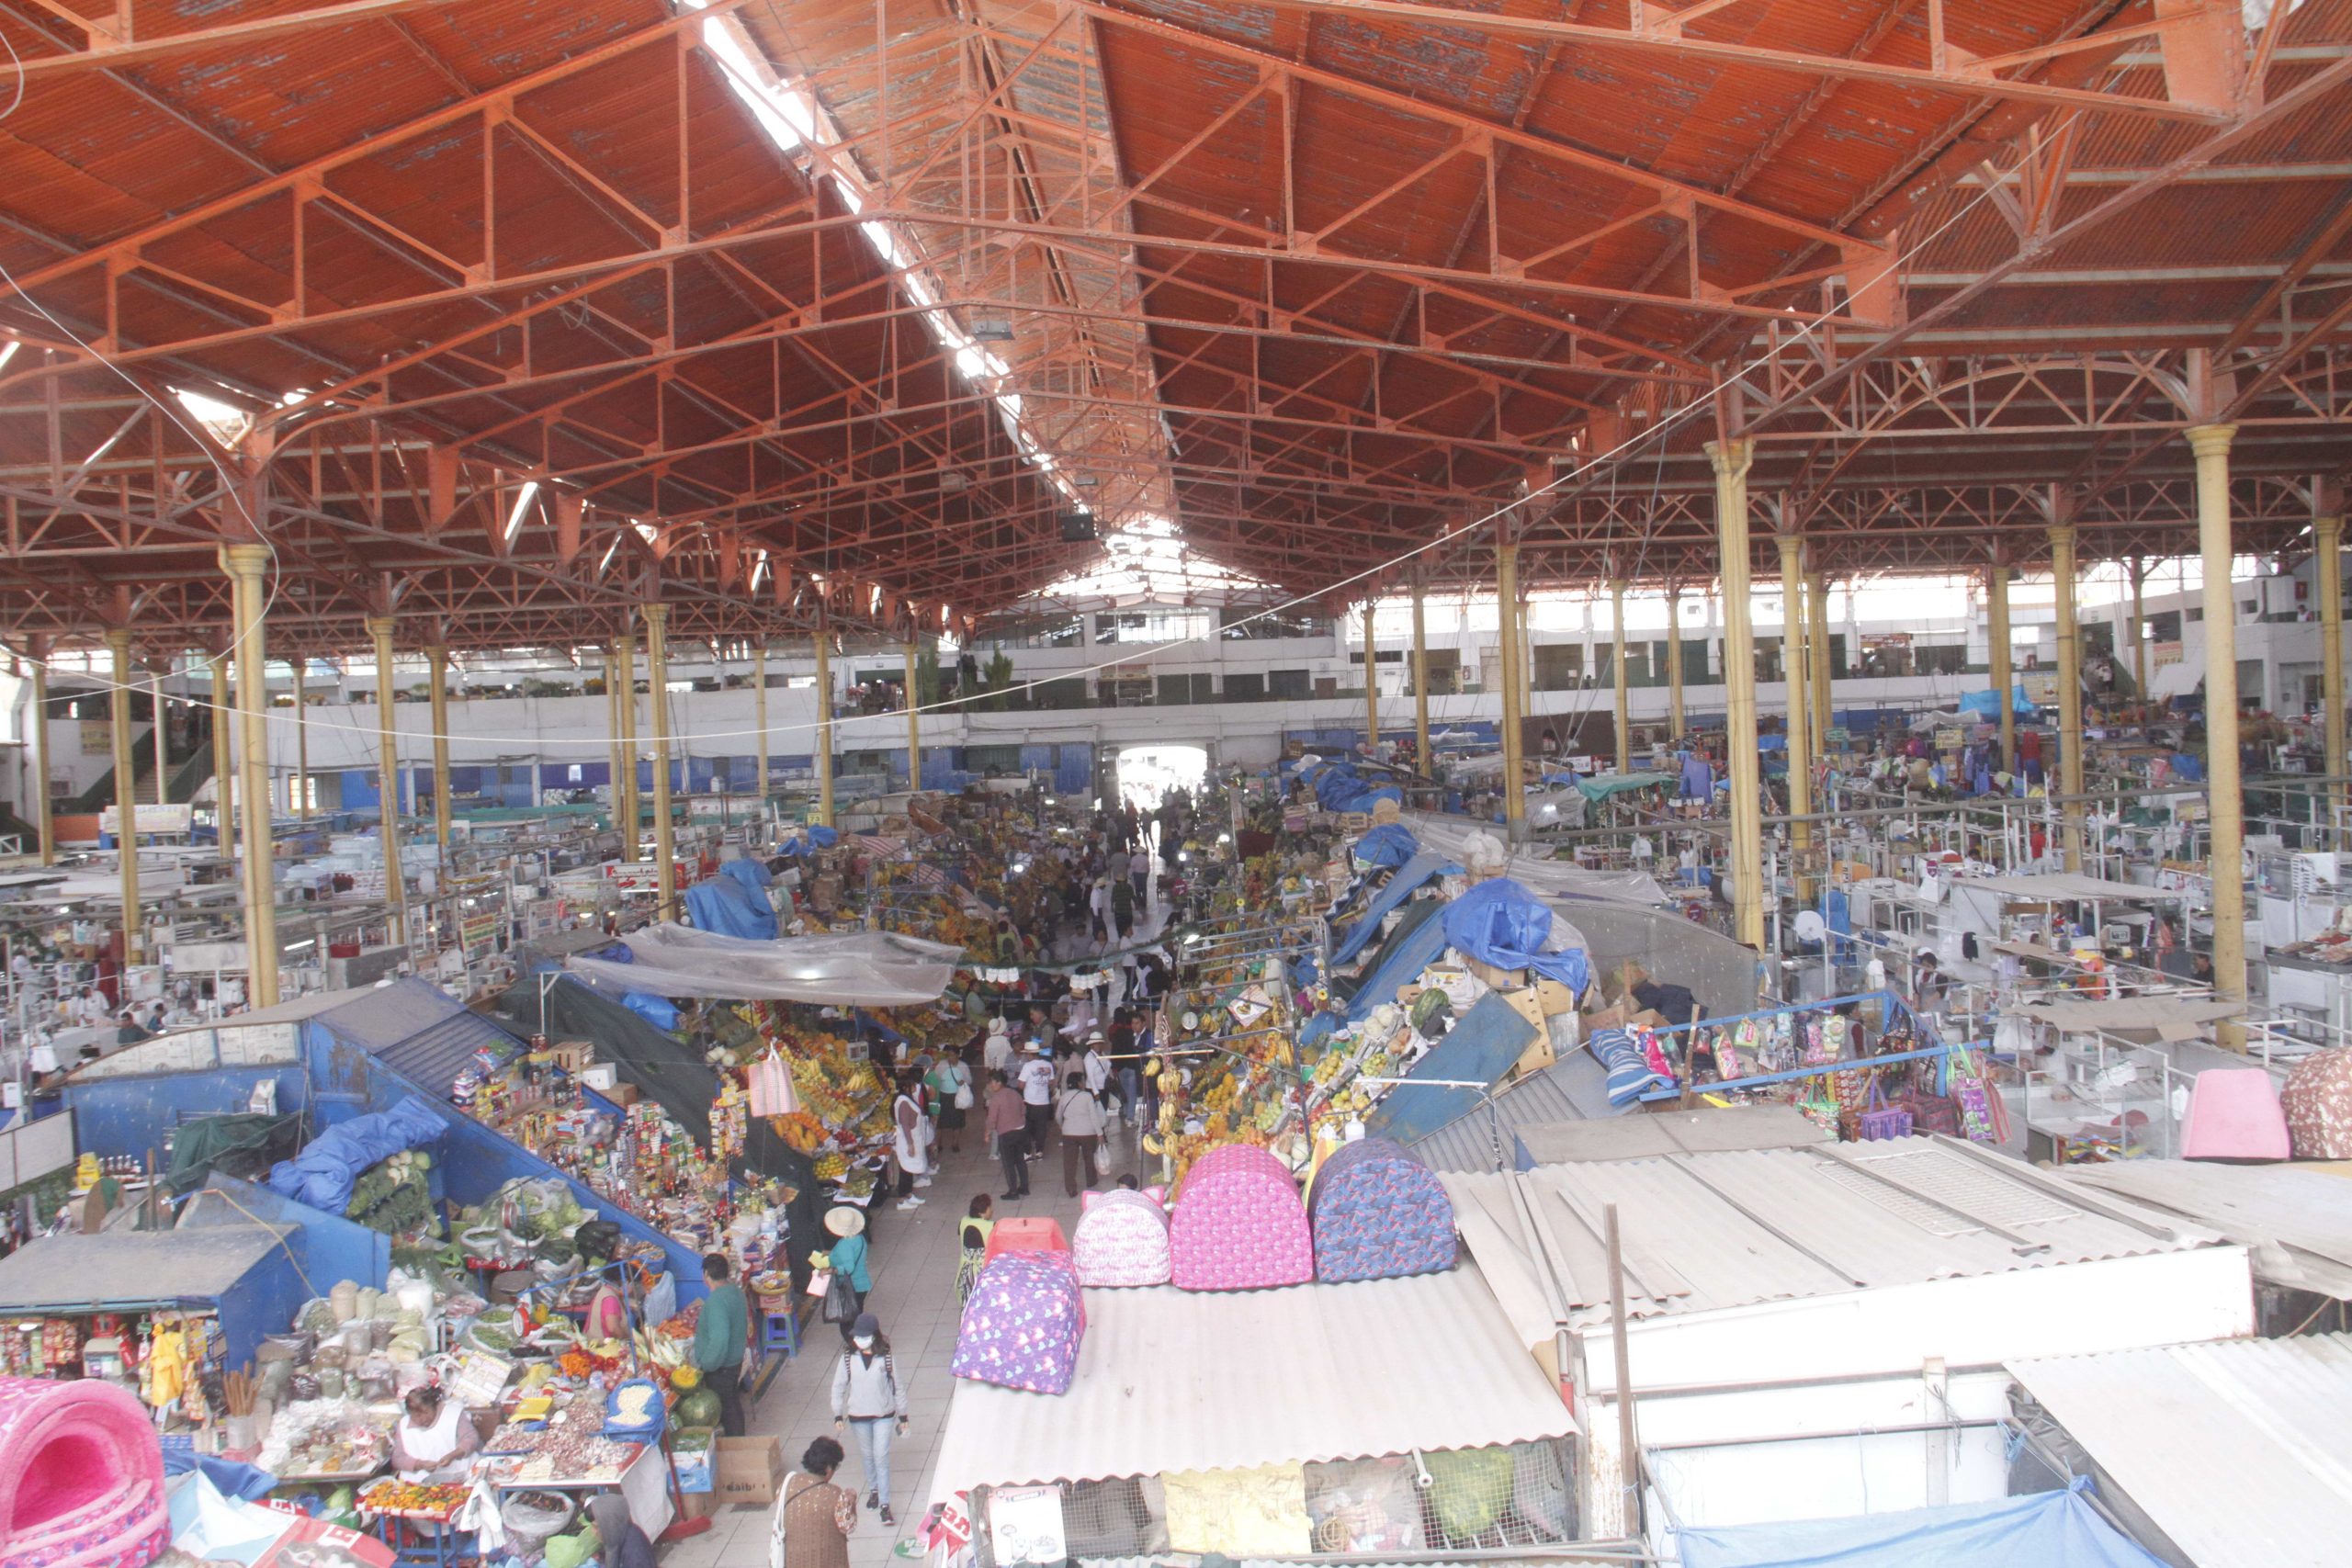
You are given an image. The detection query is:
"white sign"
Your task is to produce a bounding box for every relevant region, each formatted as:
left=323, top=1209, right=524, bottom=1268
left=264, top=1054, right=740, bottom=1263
left=987, top=1487, right=1068, bottom=1565
left=99, top=803, right=194, bottom=836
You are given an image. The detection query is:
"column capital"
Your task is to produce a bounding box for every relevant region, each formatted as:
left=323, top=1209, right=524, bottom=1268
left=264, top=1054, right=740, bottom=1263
left=1775, top=533, right=1803, bottom=565
left=1703, top=436, right=1754, bottom=477
left=103, top=626, right=133, bottom=655
left=2187, top=423, right=2238, bottom=457
left=2317, top=513, right=2344, bottom=545
left=218, top=541, right=271, bottom=579
left=1609, top=577, right=1628, bottom=597
left=2048, top=522, right=2077, bottom=552
left=365, top=615, right=397, bottom=639
left=639, top=602, right=669, bottom=632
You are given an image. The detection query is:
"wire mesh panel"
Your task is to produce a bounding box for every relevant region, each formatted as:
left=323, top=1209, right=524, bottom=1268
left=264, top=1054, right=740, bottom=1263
left=968, top=1440, right=1576, bottom=1567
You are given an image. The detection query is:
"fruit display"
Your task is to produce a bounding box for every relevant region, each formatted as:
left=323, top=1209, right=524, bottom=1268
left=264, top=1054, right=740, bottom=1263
left=357, top=1480, right=470, bottom=1521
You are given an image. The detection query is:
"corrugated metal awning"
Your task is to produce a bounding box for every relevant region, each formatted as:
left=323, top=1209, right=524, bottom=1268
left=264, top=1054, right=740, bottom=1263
left=927, top=1268, right=1574, bottom=1505
left=2009, top=1334, right=2352, bottom=1568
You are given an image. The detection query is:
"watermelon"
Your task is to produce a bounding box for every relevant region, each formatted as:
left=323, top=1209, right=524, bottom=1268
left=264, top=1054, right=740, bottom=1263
left=674, top=1388, right=722, bottom=1428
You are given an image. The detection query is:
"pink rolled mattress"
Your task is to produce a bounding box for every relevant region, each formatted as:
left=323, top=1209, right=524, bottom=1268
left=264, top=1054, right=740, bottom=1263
left=1169, top=1145, right=1314, bottom=1292
left=0, top=1377, right=168, bottom=1568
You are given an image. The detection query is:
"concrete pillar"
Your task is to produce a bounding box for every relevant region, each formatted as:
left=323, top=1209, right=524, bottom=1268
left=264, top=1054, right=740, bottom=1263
left=2050, top=524, right=2085, bottom=870
left=291, top=656, right=310, bottom=819
left=1497, top=541, right=1526, bottom=836
left=643, top=604, right=677, bottom=921
left=1666, top=584, right=1686, bottom=741
left=1410, top=583, right=1430, bottom=771
left=1610, top=580, right=1630, bottom=773
left=603, top=650, right=623, bottom=831
left=906, top=633, right=923, bottom=790
left=223, top=545, right=279, bottom=1006
left=753, top=643, right=770, bottom=815
left=427, top=645, right=452, bottom=862
left=2191, top=423, right=2246, bottom=1046
left=616, top=633, right=639, bottom=849
left=1807, top=571, right=1831, bottom=754
left=368, top=615, right=409, bottom=950
left=1709, top=438, right=1766, bottom=953
left=209, top=652, right=234, bottom=863
left=1778, top=536, right=1813, bottom=874
left=151, top=662, right=171, bottom=806
left=1362, top=604, right=1381, bottom=755
left=105, top=629, right=141, bottom=965
left=29, top=649, right=53, bottom=865
left=815, top=615, right=836, bottom=829
left=1987, top=563, right=2015, bottom=769
left=2317, top=518, right=2345, bottom=813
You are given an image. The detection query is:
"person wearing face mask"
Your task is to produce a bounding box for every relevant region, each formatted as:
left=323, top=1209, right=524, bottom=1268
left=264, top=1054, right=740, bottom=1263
left=830, top=1314, right=910, bottom=1528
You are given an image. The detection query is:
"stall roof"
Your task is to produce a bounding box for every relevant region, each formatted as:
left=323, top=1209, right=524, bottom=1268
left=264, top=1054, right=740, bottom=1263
left=1515, top=1105, right=1833, bottom=1165
left=1410, top=1049, right=1621, bottom=1175
left=0, top=1224, right=287, bottom=1311
left=2060, top=1161, right=2352, bottom=1300
left=1442, top=1137, right=2212, bottom=1338
left=569, top=924, right=963, bottom=1005
left=2008, top=1334, right=2352, bottom=1568
left=1951, top=874, right=2194, bottom=902
left=927, top=1267, right=1574, bottom=1505
left=2003, top=997, right=2243, bottom=1039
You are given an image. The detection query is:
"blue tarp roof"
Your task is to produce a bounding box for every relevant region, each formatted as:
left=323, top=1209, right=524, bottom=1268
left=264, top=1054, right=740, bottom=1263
left=1674, top=1486, right=2166, bottom=1568
left=1331, top=851, right=1459, bottom=965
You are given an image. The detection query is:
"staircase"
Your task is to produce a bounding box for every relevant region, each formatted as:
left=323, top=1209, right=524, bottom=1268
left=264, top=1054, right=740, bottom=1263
left=62, top=715, right=215, bottom=815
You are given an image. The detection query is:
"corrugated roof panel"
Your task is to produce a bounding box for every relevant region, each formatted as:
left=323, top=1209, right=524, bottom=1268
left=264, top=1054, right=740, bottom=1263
left=2063, top=1160, right=2352, bottom=1297
left=926, top=1267, right=1575, bottom=1505
left=313, top=978, right=471, bottom=1050
left=372, top=1009, right=526, bottom=1098
left=1410, top=1050, right=1618, bottom=1175
left=2009, top=1334, right=2352, bottom=1568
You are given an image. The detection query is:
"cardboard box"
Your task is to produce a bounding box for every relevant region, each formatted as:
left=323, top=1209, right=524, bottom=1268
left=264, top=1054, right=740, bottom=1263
left=1464, top=954, right=1528, bottom=992
left=713, top=1435, right=786, bottom=1507
left=679, top=1488, right=719, bottom=1521
left=672, top=1428, right=715, bottom=1494
left=1534, top=977, right=1579, bottom=1017
left=1498, top=986, right=1546, bottom=1036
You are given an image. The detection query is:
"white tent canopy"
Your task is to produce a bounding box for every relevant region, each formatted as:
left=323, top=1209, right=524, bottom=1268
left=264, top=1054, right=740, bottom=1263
left=1402, top=810, right=1669, bottom=907
left=567, top=924, right=964, bottom=1006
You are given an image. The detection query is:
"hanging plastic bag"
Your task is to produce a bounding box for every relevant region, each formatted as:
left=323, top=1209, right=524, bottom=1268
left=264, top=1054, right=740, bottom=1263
left=459, top=1479, right=510, bottom=1555
left=747, top=1048, right=797, bottom=1118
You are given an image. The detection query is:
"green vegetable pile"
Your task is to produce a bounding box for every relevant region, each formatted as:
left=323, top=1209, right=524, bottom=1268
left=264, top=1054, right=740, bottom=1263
left=345, top=1148, right=440, bottom=1240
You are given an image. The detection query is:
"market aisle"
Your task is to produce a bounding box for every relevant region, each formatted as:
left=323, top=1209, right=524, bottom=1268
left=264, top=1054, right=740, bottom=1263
left=678, top=1096, right=1159, bottom=1564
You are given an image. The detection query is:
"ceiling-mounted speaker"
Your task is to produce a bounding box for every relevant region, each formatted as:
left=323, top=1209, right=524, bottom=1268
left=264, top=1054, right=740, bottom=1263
left=1060, top=511, right=1097, bottom=543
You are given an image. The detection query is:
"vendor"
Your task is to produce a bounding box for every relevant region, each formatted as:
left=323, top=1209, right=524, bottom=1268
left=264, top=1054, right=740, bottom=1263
left=586, top=1491, right=656, bottom=1568
left=390, top=1385, right=479, bottom=1480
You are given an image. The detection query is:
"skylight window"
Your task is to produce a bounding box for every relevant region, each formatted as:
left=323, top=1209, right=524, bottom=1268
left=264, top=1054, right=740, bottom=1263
left=171, top=386, right=252, bottom=448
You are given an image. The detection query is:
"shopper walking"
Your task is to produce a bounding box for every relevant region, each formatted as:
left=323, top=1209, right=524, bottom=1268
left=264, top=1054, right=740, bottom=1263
left=1057, top=1070, right=1106, bottom=1195
left=831, top=1314, right=910, bottom=1528
left=956, top=1195, right=994, bottom=1306
left=1018, top=1043, right=1056, bottom=1156
left=928, top=1052, right=974, bottom=1156
left=691, top=1253, right=751, bottom=1437
left=987, top=1071, right=1030, bottom=1200
left=821, top=1208, right=873, bottom=1346
left=776, top=1437, right=856, bottom=1568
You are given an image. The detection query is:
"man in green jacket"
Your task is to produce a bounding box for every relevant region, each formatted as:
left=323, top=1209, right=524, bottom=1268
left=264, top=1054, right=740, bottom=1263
left=692, top=1253, right=751, bottom=1436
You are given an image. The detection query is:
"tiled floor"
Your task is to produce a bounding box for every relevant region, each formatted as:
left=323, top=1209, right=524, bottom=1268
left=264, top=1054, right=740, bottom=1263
left=665, top=1122, right=1152, bottom=1568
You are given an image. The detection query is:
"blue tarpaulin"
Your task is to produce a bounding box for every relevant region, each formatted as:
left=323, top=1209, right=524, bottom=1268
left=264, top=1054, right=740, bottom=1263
left=1958, top=686, right=2041, bottom=720
left=684, top=872, right=778, bottom=940
left=1308, top=761, right=1404, bottom=814
left=1363, top=991, right=1540, bottom=1143
left=1331, top=852, right=1460, bottom=965
left=1440, top=877, right=1592, bottom=996
left=778, top=825, right=842, bottom=856
left=1340, top=900, right=1453, bottom=1022
left=623, top=991, right=681, bottom=1030
left=1352, top=822, right=1419, bottom=868
left=266, top=1096, right=445, bottom=1213
left=1675, top=1485, right=2165, bottom=1568
left=719, top=856, right=774, bottom=893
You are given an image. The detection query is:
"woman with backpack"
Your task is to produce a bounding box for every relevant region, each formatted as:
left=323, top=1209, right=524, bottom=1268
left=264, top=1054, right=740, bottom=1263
left=830, top=1314, right=910, bottom=1528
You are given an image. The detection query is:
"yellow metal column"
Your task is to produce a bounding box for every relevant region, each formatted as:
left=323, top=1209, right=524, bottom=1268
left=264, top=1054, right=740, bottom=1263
left=2316, top=515, right=2345, bottom=813
left=1710, top=438, right=1766, bottom=953
left=29, top=647, right=53, bottom=865
left=616, top=633, right=639, bottom=850
left=368, top=615, right=409, bottom=950
left=603, top=650, right=623, bottom=831
left=1497, top=540, right=1526, bottom=837
left=1987, top=564, right=2015, bottom=770
left=2191, top=423, right=2246, bottom=1046
left=151, top=661, right=171, bottom=806
left=223, top=545, right=279, bottom=1006
left=1807, top=570, right=1831, bottom=755
left=105, top=629, right=142, bottom=965
left=643, top=604, right=677, bottom=922
left=209, top=652, right=234, bottom=865
left=906, top=633, right=923, bottom=790
left=2050, top=523, right=2085, bottom=870
left=1410, top=583, right=1430, bottom=771
left=1363, top=604, right=1380, bottom=754
left=291, top=654, right=310, bottom=819
left=2129, top=555, right=2151, bottom=714
left=815, top=614, right=836, bottom=829
left=1666, top=584, right=1686, bottom=741
left=1610, top=580, right=1631, bottom=773
left=753, top=642, right=770, bottom=815
left=1778, top=536, right=1813, bottom=873
left=426, top=644, right=452, bottom=864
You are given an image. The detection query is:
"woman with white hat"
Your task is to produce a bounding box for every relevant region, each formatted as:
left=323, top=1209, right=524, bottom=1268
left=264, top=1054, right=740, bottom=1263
left=821, top=1207, right=872, bottom=1347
